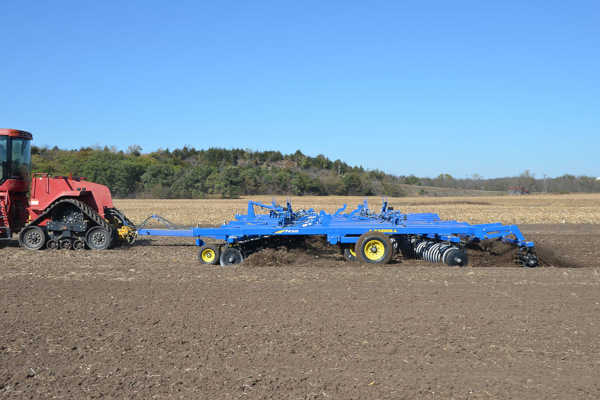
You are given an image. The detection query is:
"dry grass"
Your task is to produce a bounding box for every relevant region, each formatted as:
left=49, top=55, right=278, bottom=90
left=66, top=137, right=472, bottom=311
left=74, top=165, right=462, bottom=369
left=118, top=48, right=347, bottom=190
left=114, top=193, right=600, bottom=227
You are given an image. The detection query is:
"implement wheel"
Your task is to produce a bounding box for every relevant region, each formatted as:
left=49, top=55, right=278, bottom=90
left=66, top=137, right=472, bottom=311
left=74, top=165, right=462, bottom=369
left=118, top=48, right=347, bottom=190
left=220, top=247, right=243, bottom=266
left=342, top=243, right=357, bottom=262
left=356, top=231, right=393, bottom=264
left=198, top=244, right=220, bottom=265
left=19, top=226, right=47, bottom=250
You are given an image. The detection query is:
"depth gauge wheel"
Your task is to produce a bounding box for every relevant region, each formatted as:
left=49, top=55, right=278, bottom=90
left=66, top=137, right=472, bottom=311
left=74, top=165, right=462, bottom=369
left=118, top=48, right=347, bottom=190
left=342, top=243, right=357, bottom=262
left=220, top=247, right=243, bottom=266
left=19, top=226, right=47, bottom=250
left=198, top=244, right=220, bottom=265
left=86, top=226, right=111, bottom=250
left=355, top=231, right=393, bottom=264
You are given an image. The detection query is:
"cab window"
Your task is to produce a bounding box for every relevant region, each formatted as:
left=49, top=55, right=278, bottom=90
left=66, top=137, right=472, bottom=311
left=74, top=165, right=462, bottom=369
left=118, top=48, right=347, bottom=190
left=0, top=136, right=7, bottom=183
left=10, top=138, right=31, bottom=180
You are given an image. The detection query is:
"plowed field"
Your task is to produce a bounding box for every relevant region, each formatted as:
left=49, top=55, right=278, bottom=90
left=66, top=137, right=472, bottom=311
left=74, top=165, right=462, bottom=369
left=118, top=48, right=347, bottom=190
left=1, top=195, right=599, bottom=398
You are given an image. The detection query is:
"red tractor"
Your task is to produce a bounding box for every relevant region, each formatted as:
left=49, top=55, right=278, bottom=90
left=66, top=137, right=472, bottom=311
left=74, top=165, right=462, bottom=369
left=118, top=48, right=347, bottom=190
left=0, top=129, right=135, bottom=250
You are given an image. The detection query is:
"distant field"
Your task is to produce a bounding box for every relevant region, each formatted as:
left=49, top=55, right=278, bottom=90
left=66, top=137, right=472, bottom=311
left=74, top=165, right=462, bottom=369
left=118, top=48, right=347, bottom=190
left=115, top=193, right=600, bottom=226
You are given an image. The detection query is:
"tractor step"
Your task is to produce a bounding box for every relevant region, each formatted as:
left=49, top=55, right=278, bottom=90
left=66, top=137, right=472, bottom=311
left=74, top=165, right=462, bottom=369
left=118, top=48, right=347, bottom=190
left=0, top=193, right=10, bottom=240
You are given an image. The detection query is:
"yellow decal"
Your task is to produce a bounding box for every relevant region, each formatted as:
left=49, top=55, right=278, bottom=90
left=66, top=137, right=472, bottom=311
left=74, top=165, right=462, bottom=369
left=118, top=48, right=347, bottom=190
left=370, top=229, right=397, bottom=233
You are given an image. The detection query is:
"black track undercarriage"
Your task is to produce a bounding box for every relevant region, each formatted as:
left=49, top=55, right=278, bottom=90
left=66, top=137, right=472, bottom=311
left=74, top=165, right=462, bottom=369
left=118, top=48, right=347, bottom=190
left=19, top=198, right=134, bottom=251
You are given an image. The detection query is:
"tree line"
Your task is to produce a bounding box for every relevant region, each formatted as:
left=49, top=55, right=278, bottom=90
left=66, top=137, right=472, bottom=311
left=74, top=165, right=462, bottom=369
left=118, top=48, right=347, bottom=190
left=31, top=146, right=600, bottom=198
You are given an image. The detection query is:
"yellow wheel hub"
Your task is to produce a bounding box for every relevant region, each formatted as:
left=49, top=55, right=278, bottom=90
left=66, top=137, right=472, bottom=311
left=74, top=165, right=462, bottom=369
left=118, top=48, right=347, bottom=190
left=201, top=248, right=216, bottom=262
left=363, top=240, right=385, bottom=261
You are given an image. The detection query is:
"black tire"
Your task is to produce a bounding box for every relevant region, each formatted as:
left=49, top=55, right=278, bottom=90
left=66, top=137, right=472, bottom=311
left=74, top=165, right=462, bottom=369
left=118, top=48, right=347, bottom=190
left=73, top=239, right=86, bottom=250
left=86, top=226, right=112, bottom=250
left=342, top=243, right=357, bottom=262
left=46, top=239, right=59, bottom=250
left=219, top=247, right=243, bottom=266
left=19, top=226, right=47, bottom=250
left=198, top=244, right=220, bottom=265
left=355, top=231, right=394, bottom=264
left=59, top=239, right=72, bottom=250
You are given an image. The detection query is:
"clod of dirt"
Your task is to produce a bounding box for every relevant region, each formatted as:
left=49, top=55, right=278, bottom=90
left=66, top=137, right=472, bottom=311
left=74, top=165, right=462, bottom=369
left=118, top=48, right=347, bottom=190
left=244, top=236, right=342, bottom=267
left=467, top=241, right=520, bottom=268
left=533, top=243, right=587, bottom=268
left=244, top=248, right=297, bottom=267
left=466, top=239, right=588, bottom=269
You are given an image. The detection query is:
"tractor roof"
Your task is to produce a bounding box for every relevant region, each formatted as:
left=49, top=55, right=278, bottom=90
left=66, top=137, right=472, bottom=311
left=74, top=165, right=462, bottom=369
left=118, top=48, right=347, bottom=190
left=0, top=129, right=33, bottom=140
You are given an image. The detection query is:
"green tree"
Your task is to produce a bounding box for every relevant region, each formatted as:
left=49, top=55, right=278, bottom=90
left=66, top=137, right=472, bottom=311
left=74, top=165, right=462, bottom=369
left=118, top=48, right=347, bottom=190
left=218, top=166, right=243, bottom=198
left=405, top=175, right=421, bottom=186
left=171, top=166, right=212, bottom=198
left=342, top=173, right=364, bottom=195
left=382, top=182, right=405, bottom=197
left=241, top=168, right=261, bottom=195
left=141, top=164, right=177, bottom=192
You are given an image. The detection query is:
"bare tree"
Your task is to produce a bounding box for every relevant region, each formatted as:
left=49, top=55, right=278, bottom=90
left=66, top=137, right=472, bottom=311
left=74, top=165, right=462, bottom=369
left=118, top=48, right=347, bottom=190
left=518, top=170, right=536, bottom=192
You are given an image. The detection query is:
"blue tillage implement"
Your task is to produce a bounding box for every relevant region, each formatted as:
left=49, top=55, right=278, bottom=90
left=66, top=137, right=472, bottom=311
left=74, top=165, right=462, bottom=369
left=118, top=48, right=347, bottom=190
left=136, top=198, right=539, bottom=268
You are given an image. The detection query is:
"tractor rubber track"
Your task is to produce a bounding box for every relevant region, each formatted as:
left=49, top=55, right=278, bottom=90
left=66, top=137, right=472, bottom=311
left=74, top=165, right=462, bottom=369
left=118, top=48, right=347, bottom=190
left=28, top=198, right=115, bottom=239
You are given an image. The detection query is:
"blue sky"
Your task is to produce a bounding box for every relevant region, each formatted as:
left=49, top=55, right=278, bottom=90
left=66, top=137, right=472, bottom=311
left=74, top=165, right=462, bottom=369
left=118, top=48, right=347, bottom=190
left=2, top=1, right=598, bottom=179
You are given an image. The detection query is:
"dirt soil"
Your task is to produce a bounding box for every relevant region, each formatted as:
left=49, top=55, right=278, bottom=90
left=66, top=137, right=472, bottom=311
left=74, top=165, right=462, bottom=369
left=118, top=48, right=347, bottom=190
left=1, top=224, right=599, bottom=399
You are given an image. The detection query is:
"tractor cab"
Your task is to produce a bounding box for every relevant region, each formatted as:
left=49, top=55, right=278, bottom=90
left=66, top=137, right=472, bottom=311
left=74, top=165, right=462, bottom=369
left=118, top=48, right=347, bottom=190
left=0, top=129, right=32, bottom=192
